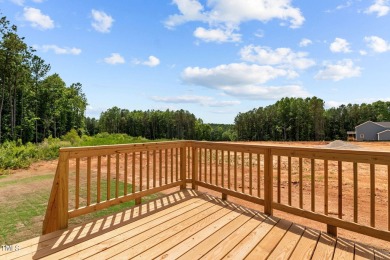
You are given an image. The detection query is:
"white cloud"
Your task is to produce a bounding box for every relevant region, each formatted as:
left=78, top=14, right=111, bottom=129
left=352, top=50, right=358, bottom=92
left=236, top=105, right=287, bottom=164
left=165, top=0, right=304, bottom=43
left=11, top=0, right=24, bottom=6
left=240, top=45, right=315, bottom=70
left=365, top=0, right=390, bottom=17
left=220, top=85, right=309, bottom=100
left=23, top=7, right=54, bottom=30
left=35, top=45, right=81, bottom=55
left=194, top=27, right=241, bottom=43
left=330, top=38, right=351, bottom=53
left=181, top=63, right=308, bottom=100
left=326, top=100, right=344, bottom=108
left=364, top=36, right=390, bottom=53
left=91, top=9, right=114, bottom=33
left=104, top=53, right=125, bottom=65
left=32, top=0, right=45, bottom=3
left=151, top=95, right=240, bottom=107
left=182, top=63, right=297, bottom=88
left=315, top=59, right=361, bottom=81
left=142, top=56, right=160, bottom=67
left=359, top=50, right=368, bottom=56
left=299, top=38, right=312, bottom=47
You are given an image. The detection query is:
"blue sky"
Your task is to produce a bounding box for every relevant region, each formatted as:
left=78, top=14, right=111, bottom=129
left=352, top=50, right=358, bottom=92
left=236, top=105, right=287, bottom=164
left=1, top=0, right=390, bottom=123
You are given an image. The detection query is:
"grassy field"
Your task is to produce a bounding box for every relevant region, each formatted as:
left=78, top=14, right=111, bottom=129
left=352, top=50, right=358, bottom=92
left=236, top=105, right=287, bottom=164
left=0, top=133, right=163, bottom=244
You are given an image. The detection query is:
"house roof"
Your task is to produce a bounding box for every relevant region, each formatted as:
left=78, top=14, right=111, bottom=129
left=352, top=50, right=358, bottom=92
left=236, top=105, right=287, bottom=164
left=375, top=122, right=390, bottom=128
left=355, top=120, right=390, bottom=129
left=377, top=129, right=390, bottom=135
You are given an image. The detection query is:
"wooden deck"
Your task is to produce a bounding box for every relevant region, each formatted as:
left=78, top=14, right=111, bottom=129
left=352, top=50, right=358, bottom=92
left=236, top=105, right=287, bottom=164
left=3, top=190, right=389, bottom=260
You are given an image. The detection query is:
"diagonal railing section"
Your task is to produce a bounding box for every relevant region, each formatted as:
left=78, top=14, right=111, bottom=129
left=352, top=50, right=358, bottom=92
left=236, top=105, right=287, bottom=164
left=43, top=140, right=390, bottom=243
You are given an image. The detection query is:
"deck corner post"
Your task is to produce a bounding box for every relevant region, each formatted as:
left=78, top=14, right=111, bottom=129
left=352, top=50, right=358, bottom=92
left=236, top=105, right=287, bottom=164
left=42, top=150, right=69, bottom=234
left=180, top=146, right=187, bottom=190
left=222, top=193, right=228, bottom=200
left=264, top=148, right=273, bottom=215
left=192, top=146, right=198, bottom=190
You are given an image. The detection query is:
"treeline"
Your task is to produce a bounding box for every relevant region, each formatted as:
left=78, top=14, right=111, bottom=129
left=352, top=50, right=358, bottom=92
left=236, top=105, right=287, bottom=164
left=86, top=107, right=235, bottom=141
left=235, top=97, right=390, bottom=141
left=0, top=16, right=87, bottom=143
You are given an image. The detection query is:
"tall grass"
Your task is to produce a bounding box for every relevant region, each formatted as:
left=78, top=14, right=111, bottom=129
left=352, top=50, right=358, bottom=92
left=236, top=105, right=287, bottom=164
left=0, top=132, right=167, bottom=173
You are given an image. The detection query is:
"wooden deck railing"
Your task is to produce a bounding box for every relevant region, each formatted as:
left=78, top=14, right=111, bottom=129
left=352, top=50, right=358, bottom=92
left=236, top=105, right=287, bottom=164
left=43, top=141, right=390, bottom=243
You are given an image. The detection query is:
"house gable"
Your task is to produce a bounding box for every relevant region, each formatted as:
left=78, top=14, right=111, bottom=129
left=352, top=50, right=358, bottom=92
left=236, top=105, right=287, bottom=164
left=355, top=121, right=386, bottom=141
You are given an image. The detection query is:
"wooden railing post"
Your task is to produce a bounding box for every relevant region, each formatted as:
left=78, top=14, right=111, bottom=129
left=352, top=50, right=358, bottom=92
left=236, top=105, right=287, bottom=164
left=180, top=146, right=187, bottom=189
left=264, top=148, right=273, bottom=215
left=42, top=150, right=69, bottom=234
left=192, top=146, right=198, bottom=190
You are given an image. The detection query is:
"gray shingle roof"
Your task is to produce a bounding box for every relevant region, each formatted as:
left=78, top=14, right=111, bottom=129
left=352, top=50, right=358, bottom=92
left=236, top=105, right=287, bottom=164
left=375, top=122, right=390, bottom=128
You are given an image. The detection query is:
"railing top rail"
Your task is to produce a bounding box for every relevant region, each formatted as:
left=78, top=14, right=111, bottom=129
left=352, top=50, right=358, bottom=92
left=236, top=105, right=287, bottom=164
left=188, top=140, right=390, bottom=157
left=60, top=140, right=189, bottom=158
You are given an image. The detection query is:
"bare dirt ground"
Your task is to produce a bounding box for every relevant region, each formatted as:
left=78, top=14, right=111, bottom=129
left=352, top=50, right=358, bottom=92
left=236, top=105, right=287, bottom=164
left=1, top=141, right=389, bottom=252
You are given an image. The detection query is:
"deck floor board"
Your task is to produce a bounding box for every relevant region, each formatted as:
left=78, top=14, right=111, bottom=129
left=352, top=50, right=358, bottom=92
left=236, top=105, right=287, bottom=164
left=3, top=190, right=389, bottom=260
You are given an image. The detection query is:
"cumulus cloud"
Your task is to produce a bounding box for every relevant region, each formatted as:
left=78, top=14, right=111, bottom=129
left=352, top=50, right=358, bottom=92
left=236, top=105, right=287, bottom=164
left=194, top=27, right=241, bottom=43
left=365, top=0, right=390, bottom=17
left=315, top=59, right=361, bottom=81
left=330, top=38, right=351, bottom=53
left=165, top=0, right=304, bottom=43
left=143, top=56, right=160, bottom=67
left=181, top=63, right=308, bottom=100
left=240, top=45, right=315, bottom=70
left=364, top=36, right=390, bottom=53
left=35, top=45, right=81, bottom=55
left=91, top=9, right=114, bottom=33
left=182, top=63, right=298, bottom=87
left=151, top=95, right=240, bottom=107
left=23, top=7, right=54, bottom=30
left=299, top=38, right=312, bottom=47
left=104, top=53, right=125, bottom=65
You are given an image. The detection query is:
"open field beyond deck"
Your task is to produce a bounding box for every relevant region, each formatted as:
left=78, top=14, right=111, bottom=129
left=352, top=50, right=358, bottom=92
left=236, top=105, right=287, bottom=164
left=2, top=190, right=389, bottom=259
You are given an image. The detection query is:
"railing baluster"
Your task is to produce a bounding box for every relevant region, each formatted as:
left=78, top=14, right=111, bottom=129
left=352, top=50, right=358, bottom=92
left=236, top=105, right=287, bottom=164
left=222, top=150, right=225, bottom=188
left=371, top=164, right=375, bottom=227
left=242, top=152, right=245, bottom=193
left=199, top=148, right=202, bottom=182
left=324, top=159, right=328, bottom=215
left=388, top=165, right=390, bottom=231
left=132, top=152, right=135, bottom=194
left=147, top=151, right=150, bottom=189
left=288, top=156, right=292, bottom=206
left=234, top=151, right=237, bottom=191
left=216, top=150, right=219, bottom=186
left=257, top=153, right=260, bottom=198
left=159, top=149, right=162, bottom=186
left=175, top=148, right=178, bottom=181
left=311, top=158, right=315, bottom=212
left=115, top=154, right=119, bottom=198
left=140, top=152, right=143, bottom=192
left=87, top=157, right=91, bottom=205
left=97, top=156, right=101, bottom=203
left=277, top=156, right=281, bottom=203
left=165, top=149, right=168, bottom=184
left=124, top=153, right=128, bottom=195
left=107, top=155, right=111, bottom=200
left=299, top=157, right=303, bottom=209
left=228, top=151, right=231, bottom=189
left=338, top=161, right=342, bottom=219
left=210, top=149, right=213, bottom=184
left=171, top=148, right=174, bottom=183
left=153, top=150, right=156, bottom=188
left=75, top=158, right=80, bottom=209
left=192, top=147, right=198, bottom=190
left=353, top=162, right=358, bottom=223
left=249, top=153, right=252, bottom=196
left=204, top=149, right=207, bottom=183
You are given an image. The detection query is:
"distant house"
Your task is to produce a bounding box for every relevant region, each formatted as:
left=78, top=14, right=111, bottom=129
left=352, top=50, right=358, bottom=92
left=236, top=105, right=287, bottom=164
left=349, top=121, right=390, bottom=141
